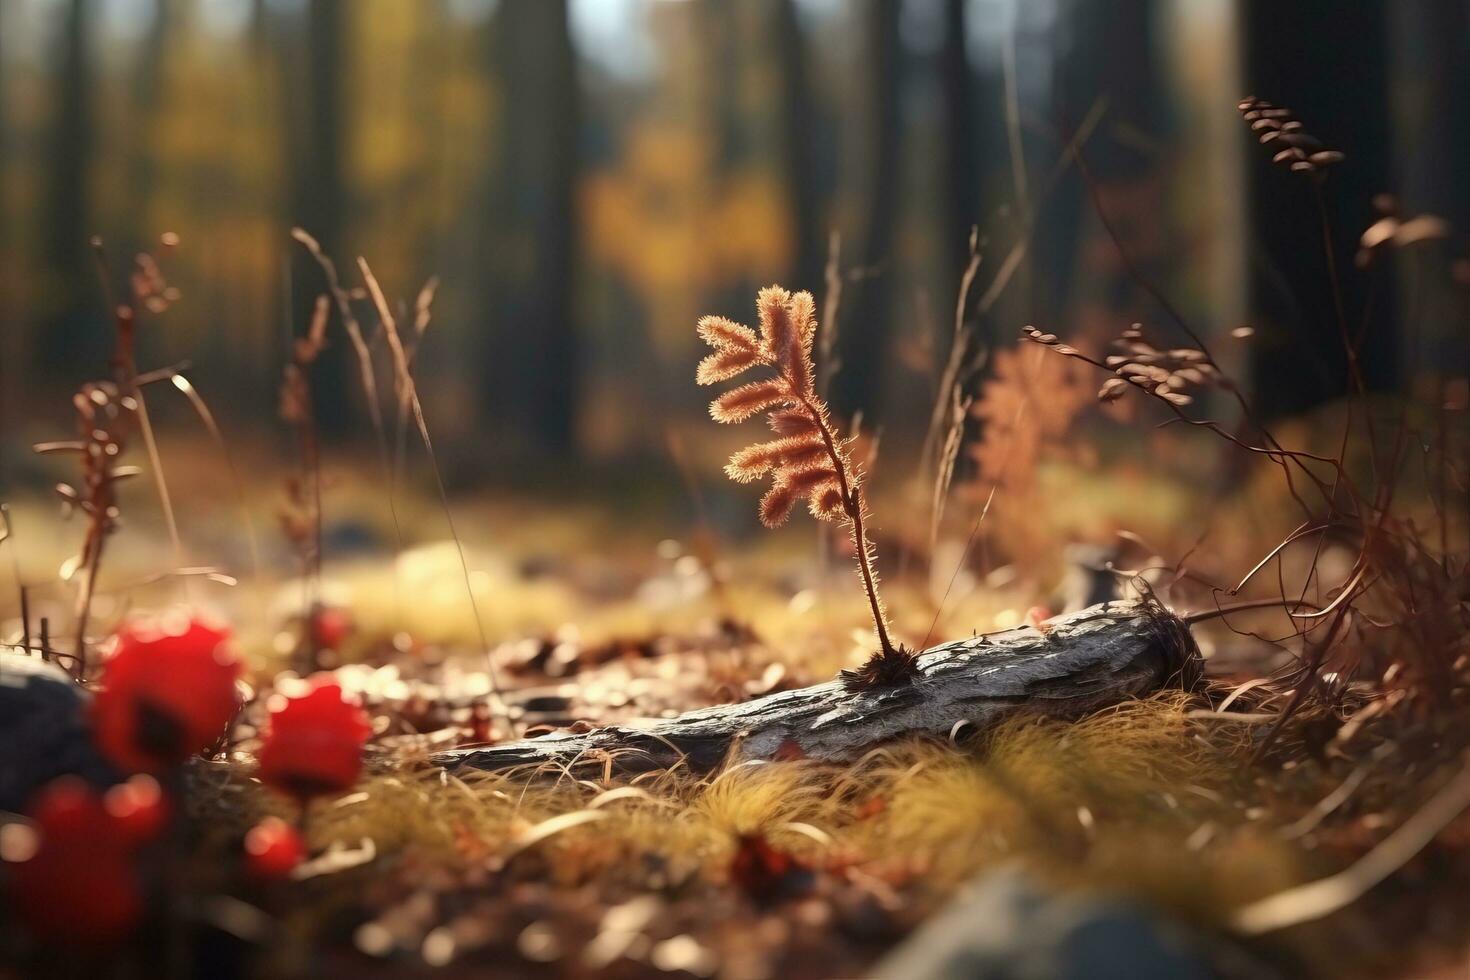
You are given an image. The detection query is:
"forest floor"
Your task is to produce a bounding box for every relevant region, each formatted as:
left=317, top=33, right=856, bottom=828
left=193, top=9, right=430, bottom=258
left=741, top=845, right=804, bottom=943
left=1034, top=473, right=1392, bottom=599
left=5, top=434, right=1470, bottom=979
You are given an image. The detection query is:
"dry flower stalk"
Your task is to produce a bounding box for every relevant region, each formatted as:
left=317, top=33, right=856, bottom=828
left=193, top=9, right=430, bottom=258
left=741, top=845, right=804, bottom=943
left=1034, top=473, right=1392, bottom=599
left=697, top=286, right=913, bottom=687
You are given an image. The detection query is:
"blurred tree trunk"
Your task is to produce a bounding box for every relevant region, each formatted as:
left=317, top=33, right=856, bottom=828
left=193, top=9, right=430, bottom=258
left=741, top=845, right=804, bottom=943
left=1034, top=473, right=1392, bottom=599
left=0, top=0, right=12, bottom=486
left=698, top=0, right=748, bottom=321
left=1040, top=0, right=1168, bottom=328
left=38, top=0, right=101, bottom=376
left=483, top=0, right=580, bottom=454
left=285, top=0, right=351, bottom=433
left=939, top=0, right=980, bottom=272
left=1390, top=1, right=1470, bottom=386
left=249, top=0, right=270, bottom=55
left=126, top=0, right=177, bottom=246
left=774, top=0, right=822, bottom=295
left=833, top=0, right=901, bottom=421
left=1242, top=0, right=1395, bottom=418
left=0, top=3, right=6, bottom=225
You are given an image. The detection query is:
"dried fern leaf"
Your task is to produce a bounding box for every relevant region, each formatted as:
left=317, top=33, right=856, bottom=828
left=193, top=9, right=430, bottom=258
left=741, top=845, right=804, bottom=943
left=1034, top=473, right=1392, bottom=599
left=711, top=381, right=790, bottom=423
left=697, top=315, right=761, bottom=354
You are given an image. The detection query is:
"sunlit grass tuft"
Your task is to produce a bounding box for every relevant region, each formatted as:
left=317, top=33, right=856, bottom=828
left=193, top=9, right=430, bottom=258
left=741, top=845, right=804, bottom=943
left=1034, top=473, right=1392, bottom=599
left=233, top=693, right=1305, bottom=938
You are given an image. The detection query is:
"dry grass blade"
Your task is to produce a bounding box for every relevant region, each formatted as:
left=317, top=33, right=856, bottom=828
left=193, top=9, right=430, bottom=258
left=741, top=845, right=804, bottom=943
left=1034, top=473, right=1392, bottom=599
left=169, top=375, right=263, bottom=586
left=292, top=229, right=407, bottom=592
left=916, top=227, right=984, bottom=568
left=1234, top=763, right=1470, bottom=934
left=929, top=386, right=972, bottom=559
left=129, top=375, right=187, bottom=595
left=357, top=257, right=506, bottom=714
left=279, top=293, right=330, bottom=640
left=508, top=810, right=609, bottom=857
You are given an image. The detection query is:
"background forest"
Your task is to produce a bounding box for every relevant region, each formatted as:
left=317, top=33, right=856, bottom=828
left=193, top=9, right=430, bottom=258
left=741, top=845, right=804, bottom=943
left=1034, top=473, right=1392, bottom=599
left=5, top=3, right=1470, bottom=978
left=2, top=0, right=1462, bottom=484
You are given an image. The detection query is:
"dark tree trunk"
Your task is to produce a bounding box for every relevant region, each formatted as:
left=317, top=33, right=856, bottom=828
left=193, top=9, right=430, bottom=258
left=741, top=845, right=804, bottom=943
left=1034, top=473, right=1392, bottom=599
left=939, top=0, right=980, bottom=274
left=249, top=0, right=269, bottom=55
left=774, top=0, right=822, bottom=296
left=38, top=0, right=102, bottom=377
left=126, top=0, right=176, bottom=245
left=832, top=0, right=901, bottom=421
left=482, top=0, right=580, bottom=455
left=0, top=0, right=13, bottom=488
left=285, top=0, right=351, bottom=433
left=1389, top=1, right=1470, bottom=386
left=1242, top=0, right=1396, bottom=419
left=1391, top=2, right=1470, bottom=229
left=1039, top=0, right=1168, bottom=327
left=438, top=601, right=1202, bottom=776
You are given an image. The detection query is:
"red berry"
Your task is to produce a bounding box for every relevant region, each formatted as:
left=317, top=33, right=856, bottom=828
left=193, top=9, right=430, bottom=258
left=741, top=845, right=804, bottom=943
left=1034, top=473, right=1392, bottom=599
left=310, top=606, right=354, bottom=652
left=104, top=775, right=171, bottom=844
left=729, top=833, right=813, bottom=905
left=8, top=778, right=143, bottom=944
left=244, top=817, right=305, bottom=880
left=27, top=777, right=102, bottom=838
left=92, top=611, right=242, bottom=773
left=257, top=678, right=372, bottom=802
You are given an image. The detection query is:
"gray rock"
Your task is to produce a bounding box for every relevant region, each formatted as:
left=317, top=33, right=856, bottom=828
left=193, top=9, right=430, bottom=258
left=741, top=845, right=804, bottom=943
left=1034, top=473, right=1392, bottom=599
left=874, top=871, right=1227, bottom=980
left=0, top=650, right=118, bottom=813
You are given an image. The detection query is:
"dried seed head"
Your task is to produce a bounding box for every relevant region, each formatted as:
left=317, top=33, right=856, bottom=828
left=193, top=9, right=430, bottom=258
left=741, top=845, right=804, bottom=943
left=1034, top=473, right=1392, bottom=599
left=1239, top=96, right=1342, bottom=178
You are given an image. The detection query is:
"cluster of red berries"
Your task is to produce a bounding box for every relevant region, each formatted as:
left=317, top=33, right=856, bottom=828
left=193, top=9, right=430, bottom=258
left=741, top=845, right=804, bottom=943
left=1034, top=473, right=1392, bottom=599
left=8, top=775, right=169, bottom=943
left=3, top=610, right=372, bottom=944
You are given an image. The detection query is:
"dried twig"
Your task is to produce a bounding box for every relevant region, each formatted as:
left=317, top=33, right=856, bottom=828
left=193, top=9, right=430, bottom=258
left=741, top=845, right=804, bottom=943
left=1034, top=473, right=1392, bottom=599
left=1234, top=761, right=1470, bottom=934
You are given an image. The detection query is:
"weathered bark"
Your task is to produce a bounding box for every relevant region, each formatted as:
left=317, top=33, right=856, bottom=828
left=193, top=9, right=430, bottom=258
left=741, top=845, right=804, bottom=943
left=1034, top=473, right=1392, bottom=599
left=436, top=601, right=1201, bottom=776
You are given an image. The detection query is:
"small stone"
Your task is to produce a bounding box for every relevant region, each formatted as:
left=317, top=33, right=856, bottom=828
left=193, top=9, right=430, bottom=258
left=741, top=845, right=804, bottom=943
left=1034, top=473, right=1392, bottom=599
left=0, top=650, right=120, bottom=811
left=871, top=870, right=1260, bottom=980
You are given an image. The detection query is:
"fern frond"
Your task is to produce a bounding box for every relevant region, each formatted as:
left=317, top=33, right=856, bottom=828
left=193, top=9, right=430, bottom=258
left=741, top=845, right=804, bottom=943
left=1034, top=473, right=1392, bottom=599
left=697, top=285, right=902, bottom=680
left=808, top=485, right=844, bottom=518
left=697, top=315, right=760, bottom=354
left=697, top=347, right=761, bottom=385
left=788, top=290, right=817, bottom=350
left=726, top=436, right=823, bottom=481
left=781, top=290, right=818, bottom=395
left=756, top=285, right=794, bottom=361
left=787, top=332, right=813, bottom=397
left=780, top=465, right=839, bottom=496
left=772, top=439, right=827, bottom=470
left=711, top=380, right=790, bottom=423
left=768, top=409, right=818, bottom=437
left=759, top=482, right=799, bottom=528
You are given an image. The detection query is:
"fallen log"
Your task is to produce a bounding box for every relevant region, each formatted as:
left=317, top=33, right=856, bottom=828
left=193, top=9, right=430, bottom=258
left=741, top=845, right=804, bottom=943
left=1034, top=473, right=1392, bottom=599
left=435, top=600, right=1202, bottom=776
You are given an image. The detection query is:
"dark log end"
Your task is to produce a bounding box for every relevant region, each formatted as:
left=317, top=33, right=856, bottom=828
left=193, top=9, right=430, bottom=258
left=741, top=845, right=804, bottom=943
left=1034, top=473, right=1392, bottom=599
left=1137, top=599, right=1206, bottom=693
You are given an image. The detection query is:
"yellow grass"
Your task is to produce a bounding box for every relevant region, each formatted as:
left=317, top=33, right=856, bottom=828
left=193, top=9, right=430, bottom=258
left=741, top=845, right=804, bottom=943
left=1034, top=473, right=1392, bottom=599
left=232, top=693, right=1305, bottom=940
